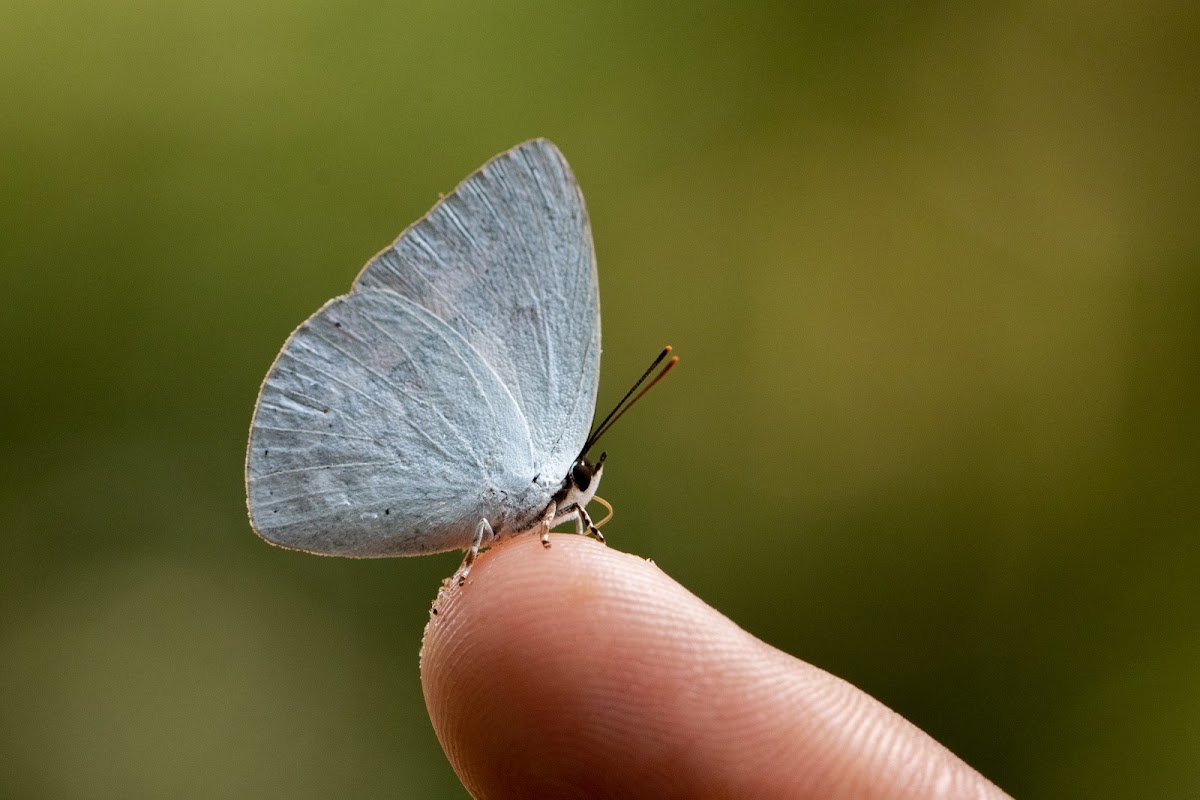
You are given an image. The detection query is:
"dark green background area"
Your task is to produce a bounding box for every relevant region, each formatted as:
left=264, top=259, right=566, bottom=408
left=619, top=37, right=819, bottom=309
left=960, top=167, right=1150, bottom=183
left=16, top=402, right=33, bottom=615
left=2, top=3, right=1197, bottom=797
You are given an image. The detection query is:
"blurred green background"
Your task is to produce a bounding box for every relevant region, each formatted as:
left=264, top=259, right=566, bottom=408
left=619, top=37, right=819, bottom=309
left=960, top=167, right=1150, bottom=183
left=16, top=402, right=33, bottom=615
left=2, top=2, right=1197, bottom=797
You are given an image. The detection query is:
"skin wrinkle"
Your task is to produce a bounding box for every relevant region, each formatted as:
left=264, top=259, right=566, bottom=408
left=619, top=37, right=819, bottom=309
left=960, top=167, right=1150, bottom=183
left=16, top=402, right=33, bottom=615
left=893, top=718, right=943, bottom=798
left=422, top=535, right=1011, bottom=799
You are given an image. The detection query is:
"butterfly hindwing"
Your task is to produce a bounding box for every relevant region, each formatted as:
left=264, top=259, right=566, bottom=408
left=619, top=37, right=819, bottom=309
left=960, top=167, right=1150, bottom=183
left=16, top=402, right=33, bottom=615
left=246, top=289, right=539, bottom=557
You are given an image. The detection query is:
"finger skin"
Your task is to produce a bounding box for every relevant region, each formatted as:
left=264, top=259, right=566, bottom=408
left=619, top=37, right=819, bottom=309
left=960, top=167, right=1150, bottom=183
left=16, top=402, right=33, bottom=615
left=421, top=535, right=1011, bottom=799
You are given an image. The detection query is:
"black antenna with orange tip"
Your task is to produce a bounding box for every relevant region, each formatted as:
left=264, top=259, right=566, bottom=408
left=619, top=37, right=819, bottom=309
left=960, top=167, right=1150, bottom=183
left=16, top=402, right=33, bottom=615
left=581, top=345, right=678, bottom=457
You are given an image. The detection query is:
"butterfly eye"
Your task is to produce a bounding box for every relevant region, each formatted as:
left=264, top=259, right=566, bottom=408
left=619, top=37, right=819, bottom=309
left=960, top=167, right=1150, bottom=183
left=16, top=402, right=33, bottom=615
left=571, top=460, right=592, bottom=491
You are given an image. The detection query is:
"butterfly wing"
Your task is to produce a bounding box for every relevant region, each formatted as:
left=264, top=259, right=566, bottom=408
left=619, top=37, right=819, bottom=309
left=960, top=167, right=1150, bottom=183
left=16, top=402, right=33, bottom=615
left=246, top=289, right=539, bottom=557
left=354, top=139, right=601, bottom=480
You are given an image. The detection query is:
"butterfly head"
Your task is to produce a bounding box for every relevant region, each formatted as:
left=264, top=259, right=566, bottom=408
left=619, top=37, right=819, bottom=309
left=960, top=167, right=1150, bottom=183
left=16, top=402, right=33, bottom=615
left=570, top=451, right=605, bottom=496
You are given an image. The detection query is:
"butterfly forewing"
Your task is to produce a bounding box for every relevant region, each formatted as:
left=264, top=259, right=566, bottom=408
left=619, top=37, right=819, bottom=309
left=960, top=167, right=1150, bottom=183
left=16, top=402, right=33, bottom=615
left=353, top=139, right=601, bottom=482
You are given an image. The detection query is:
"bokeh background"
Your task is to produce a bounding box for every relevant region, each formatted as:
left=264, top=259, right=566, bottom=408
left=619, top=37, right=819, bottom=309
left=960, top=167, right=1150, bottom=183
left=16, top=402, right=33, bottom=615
left=3, top=2, right=1197, bottom=797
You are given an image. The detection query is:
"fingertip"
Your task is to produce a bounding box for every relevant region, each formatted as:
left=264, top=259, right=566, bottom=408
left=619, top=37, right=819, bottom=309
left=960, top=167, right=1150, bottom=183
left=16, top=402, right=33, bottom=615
left=420, top=535, right=1009, bottom=799
left=422, top=534, right=719, bottom=795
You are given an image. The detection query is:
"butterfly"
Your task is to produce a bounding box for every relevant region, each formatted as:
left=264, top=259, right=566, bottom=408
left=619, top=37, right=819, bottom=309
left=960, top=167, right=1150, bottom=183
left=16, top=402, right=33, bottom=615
left=245, top=139, right=674, bottom=582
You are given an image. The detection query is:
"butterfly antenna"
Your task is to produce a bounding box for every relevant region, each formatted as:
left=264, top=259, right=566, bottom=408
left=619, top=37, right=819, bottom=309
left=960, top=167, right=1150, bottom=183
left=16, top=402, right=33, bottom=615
left=582, top=346, right=678, bottom=456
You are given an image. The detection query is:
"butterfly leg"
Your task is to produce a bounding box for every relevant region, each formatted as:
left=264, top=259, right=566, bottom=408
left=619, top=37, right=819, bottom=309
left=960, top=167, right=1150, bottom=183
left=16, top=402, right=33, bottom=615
left=540, top=501, right=557, bottom=548
left=453, top=518, right=494, bottom=585
left=577, top=505, right=605, bottom=544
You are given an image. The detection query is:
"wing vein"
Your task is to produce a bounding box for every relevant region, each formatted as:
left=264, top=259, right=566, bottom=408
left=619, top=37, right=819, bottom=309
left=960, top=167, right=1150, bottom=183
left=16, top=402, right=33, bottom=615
left=261, top=459, right=402, bottom=477
left=255, top=425, right=377, bottom=442
left=304, top=325, right=479, bottom=467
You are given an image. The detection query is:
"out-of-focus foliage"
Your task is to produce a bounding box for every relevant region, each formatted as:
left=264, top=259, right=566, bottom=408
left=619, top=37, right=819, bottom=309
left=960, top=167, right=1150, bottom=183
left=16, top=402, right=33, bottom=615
left=2, top=2, right=1197, bottom=797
